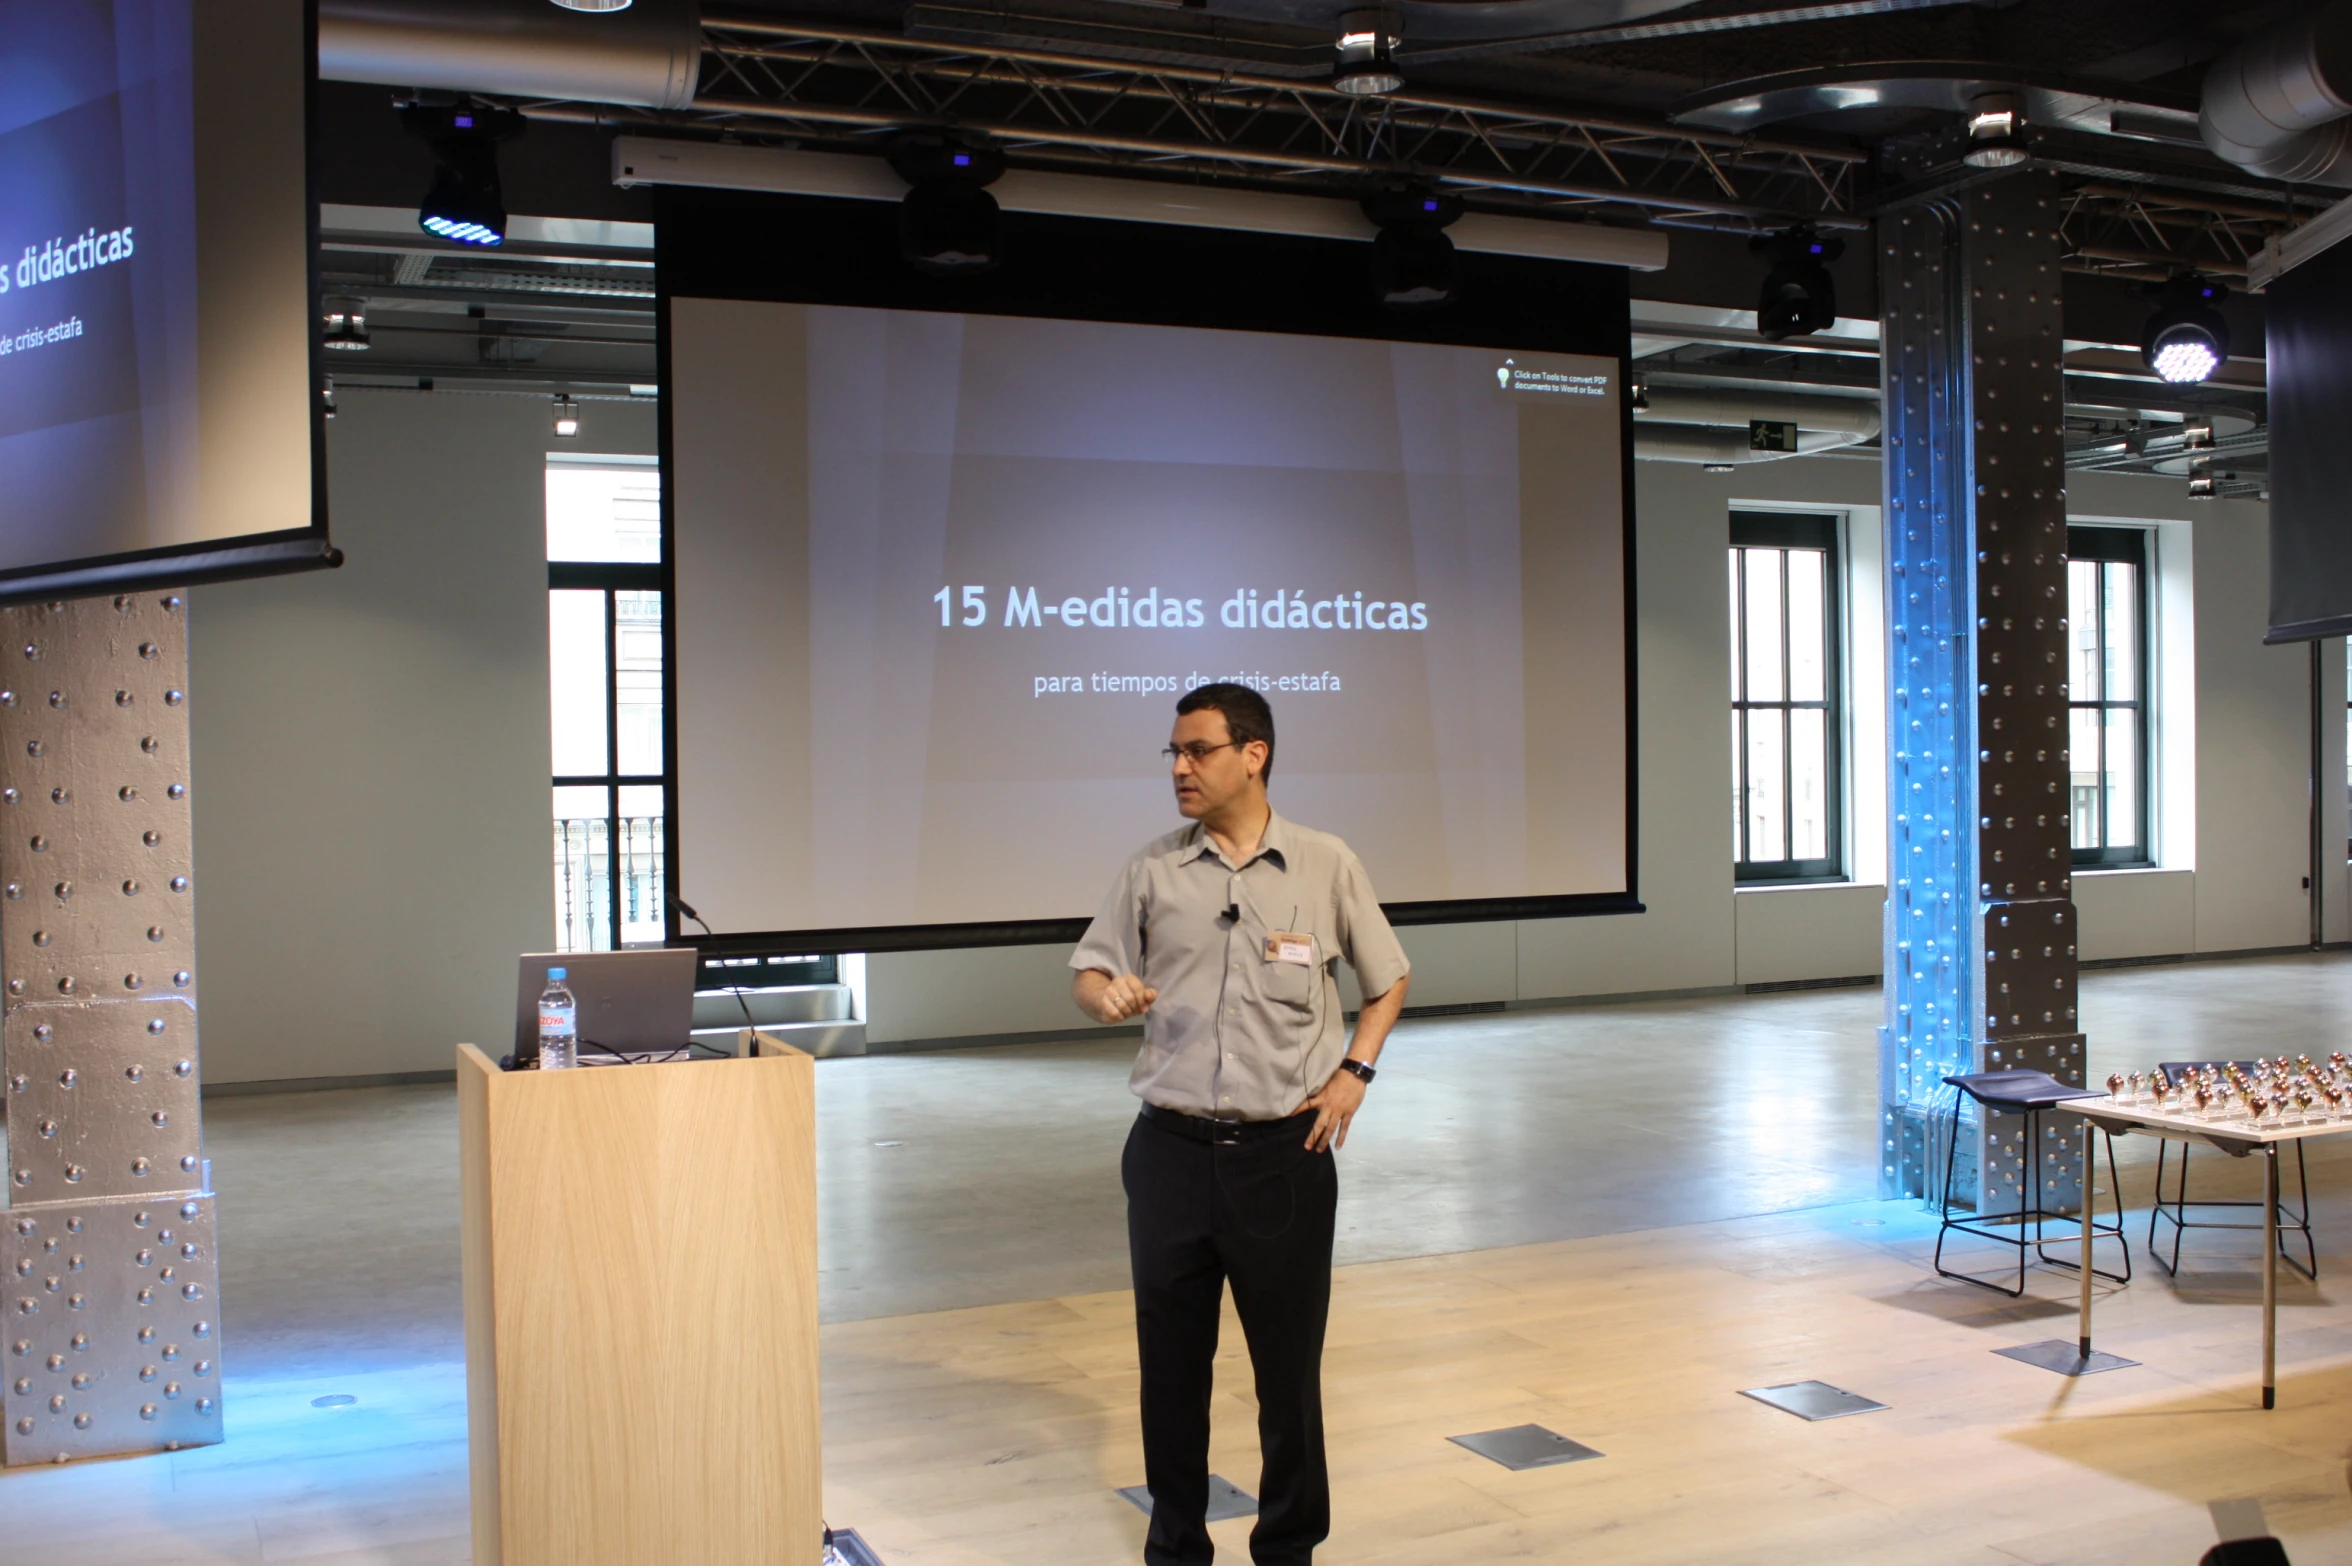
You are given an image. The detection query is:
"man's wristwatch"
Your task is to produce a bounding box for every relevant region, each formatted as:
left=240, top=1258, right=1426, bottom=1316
left=1337, top=1059, right=1377, bottom=1084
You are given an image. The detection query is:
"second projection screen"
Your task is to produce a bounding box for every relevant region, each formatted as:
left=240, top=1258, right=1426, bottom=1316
left=672, top=298, right=1628, bottom=939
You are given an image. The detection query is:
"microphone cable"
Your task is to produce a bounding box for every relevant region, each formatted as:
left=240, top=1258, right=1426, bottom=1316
left=676, top=895, right=761, bottom=1040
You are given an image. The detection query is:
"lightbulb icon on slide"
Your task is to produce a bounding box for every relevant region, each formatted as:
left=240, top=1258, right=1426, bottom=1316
left=1496, top=359, right=1515, bottom=390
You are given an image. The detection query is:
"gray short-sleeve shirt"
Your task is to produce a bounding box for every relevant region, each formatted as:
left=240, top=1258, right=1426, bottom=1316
left=1071, top=812, right=1409, bottom=1121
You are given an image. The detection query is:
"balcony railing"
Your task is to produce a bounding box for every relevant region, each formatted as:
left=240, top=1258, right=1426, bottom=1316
left=555, top=814, right=666, bottom=951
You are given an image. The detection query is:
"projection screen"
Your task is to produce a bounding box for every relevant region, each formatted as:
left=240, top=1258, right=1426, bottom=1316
left=665, top=196, right=1635, bottom=949
left=0, top=0, right=328, bottom=599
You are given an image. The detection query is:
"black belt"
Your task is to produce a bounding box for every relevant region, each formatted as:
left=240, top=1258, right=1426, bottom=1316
left=1143, top=1104, right=1315, bottom=1146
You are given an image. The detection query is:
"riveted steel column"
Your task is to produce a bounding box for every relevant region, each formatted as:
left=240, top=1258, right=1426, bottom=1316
left=2, top=594, right=220, bottom=1465
left=1879, top=174, right=2082, bottom=1210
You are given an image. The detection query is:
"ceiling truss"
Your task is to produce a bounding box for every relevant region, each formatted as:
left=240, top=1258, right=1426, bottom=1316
left=486, top=18, right=2337, bottom=272
left=515, top=18, right=1877, bottom=230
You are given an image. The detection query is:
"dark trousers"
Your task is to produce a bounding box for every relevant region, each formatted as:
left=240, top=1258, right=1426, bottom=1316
left=1123, top=1109, right=1337, bottom=1566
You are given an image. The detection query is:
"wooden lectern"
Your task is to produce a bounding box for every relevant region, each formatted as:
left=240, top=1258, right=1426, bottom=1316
left=456, top=1043, right=820, bottom=1566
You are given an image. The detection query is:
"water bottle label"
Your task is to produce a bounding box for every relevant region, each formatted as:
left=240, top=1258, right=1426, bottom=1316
left=540, top=1007, right=573, bottom=1034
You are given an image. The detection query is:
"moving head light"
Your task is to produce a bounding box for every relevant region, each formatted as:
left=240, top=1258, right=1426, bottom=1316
left=2142, top=273, right=2231, bottom=385
left=888, top=135, right=1008, bottom=274
left=1362, top=185, right=1463, bottom=309
left=402, top=104, right=526, bottom=248
left=1751, top=226, right=1843, bottom=342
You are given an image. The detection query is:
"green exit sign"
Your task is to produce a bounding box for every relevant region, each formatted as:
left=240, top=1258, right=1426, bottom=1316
left=1750, top=419, right=1799, bottom=453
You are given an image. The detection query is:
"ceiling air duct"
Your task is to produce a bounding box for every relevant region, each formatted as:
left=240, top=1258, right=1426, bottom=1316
left=2200, top=0, right=2352, bottom=188
left=318, top=0, right=703, bottom=111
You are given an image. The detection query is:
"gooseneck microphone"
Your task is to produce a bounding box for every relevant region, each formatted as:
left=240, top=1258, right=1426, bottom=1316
left=672, top=894, right=756, bottom=1036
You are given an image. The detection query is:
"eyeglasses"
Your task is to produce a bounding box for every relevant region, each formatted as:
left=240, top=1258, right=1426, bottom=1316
left=1163, top=740, right=1244, bottom=766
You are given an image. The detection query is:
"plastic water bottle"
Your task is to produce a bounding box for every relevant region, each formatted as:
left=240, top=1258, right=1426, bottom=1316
left=537, top=967, right=577, bottom=1071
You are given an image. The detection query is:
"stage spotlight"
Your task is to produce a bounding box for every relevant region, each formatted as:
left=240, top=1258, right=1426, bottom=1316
left=2142, top=273, right=2230, bottom=384
left=1963, top=93, right=2028, bottom=168
left=1362, top=185, right=1462, bottom=308
left=552, top=395, right=581, bottom=438
left=1751, top=226, right=1843, bottom=342
left=1334, top=8, right=1404, bottom=97
left=1631, top=379, right=1650, bottom=411
left=887, top=135, right=1007, bottom=273
left=2187, top=458, right=2216, bottom=498
left=322, top=380, right=337, bottom=421
left=321, top=297, right=370, bottom=351
left=402, top=104, right=525, bottom=247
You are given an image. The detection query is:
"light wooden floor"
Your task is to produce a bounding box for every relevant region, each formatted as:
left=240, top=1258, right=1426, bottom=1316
left=5, top=1191, right=2349, bottom=1564
left=820, top=1199, right=2352, bottom=1565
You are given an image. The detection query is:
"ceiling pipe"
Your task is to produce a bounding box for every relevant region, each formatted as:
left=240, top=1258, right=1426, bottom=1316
left=318, top=0, right=703, bottom=111
left=2199, top=1, right=2352, bottom=188
left=1632, top=387, right=1880, bottom=464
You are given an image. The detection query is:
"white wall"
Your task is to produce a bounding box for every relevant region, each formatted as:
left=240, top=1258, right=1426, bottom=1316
left=190, top=390, right=656, bottom=1083
left=185, top=389, right=2331, bottom=1076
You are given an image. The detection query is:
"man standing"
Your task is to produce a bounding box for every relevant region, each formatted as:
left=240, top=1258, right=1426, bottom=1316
left=1072, top=682, right=1410, bottom=1566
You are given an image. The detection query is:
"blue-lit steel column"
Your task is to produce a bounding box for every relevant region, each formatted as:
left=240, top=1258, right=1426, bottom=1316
left=1880, top=174, right=2083, bottom=1210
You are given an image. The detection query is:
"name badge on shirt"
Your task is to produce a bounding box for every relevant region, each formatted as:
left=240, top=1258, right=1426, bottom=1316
left=1265, top=932, right=1314, bottom=966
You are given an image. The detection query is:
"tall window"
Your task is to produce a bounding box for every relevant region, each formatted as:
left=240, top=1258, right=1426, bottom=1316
left=2067, top=526, right=2149, bottom=866
left=1731, top=512, right=1842, bottom=881
left=548, top=455, right=668, bottom=950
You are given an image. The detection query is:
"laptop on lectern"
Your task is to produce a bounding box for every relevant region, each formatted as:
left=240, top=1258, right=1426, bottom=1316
left=513, top=948, right=700, bottom=1060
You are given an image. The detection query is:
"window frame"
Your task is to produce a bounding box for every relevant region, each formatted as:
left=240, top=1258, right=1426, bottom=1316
left=550, top=555, right=670, bottom=952
left=2066, top=525, right=2153, bottom=869
left=1730, top=510, right=1845, bottom=884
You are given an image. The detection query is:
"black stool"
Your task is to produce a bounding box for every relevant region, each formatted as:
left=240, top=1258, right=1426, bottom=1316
left=2147, top=1060, right=2317, bottom=1281
left=1934, top=1068, right=2133, bottom=1298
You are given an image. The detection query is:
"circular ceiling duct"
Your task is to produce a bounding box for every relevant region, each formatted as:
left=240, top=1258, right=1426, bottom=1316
left=318, top=0, right=703, bottom=111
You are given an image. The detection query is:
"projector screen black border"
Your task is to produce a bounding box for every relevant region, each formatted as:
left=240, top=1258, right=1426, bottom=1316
left=0, top=0, right=336, bottom=607
left=654, top=186, right=1641, bottom=952
left=0, top=533, right=342, bottom=611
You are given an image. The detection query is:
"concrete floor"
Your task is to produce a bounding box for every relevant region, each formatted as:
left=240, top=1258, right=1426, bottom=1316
left=188, top=949, right=2352, bottom=1380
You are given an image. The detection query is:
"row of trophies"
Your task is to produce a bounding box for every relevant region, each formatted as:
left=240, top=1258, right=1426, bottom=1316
left=2105, top=1053, right=2351, bottom=1124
